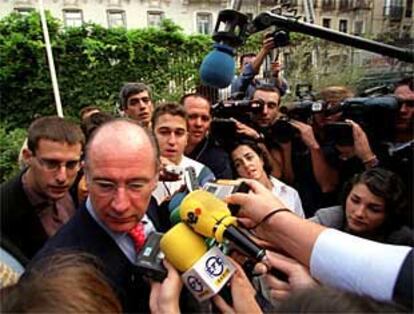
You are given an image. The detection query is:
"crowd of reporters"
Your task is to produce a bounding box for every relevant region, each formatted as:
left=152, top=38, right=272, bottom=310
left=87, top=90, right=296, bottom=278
left=0, top=36, right=413, bottom=313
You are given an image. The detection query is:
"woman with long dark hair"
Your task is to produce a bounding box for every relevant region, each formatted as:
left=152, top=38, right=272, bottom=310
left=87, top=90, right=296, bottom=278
left=230, top=139, right=304, bottom=217
left=311, top=167, right=413, bottom=246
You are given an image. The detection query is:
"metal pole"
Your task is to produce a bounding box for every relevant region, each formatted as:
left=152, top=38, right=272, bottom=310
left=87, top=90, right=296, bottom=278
left=230, top=0, right=242, bottom=11
left=252, top=12, right=414, bottom=63
left=38, top=0, right=64, bottom=117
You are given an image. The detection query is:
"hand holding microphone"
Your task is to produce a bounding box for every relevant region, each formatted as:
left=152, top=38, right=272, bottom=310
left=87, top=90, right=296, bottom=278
left=256, top=251, right=318, bottom=302
left=212, top=257, right=263, bottom=314
left=225, top=178, right=288, bottom=230
left=149, top=259, right=183, bottom=314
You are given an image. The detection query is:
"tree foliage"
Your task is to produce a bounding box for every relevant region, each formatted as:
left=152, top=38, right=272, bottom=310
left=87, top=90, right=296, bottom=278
left=0, top=123, right=26, bottom=182
left=0, top=12, right=373, bottom=182
left=0, top=12, right=212, bottom=129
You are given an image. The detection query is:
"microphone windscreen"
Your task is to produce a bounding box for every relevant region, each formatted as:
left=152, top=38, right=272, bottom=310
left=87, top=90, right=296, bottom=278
left=200, top=43, right=235, bottom=89
left=180, top=190, right=232, bottom=238
left=169, top=206, right=181, bottom=226
left=168, top=192, right=187, bottom=213
left=160, top=223, right=207, bottom=272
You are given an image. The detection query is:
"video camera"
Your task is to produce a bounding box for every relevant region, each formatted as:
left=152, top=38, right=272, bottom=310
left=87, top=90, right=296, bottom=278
left=266, top=84, right=324, bottom=144
left=268, top=87, right=399, bottom=145
left=323, top=95, right=399, bottom=145
left=210, top=99, right=265, bottom=149
left=211, top=99, right=264, bottom=118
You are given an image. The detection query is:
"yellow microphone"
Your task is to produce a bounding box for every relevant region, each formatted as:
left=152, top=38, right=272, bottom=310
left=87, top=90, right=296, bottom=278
left=160, top=223, right=235, bottom=302
left=160, top=223, right=207, bottom=272
left=179, top=190, right=237, bottom=242
left=179, top=190, right=266, bottom=262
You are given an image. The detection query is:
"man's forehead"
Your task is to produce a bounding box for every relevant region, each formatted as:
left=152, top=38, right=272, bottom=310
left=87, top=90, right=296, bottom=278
left=242, top=55, right=255, bottom=64
left=253, top=90, right=280, bottom=100
left=185, top=98, right=211, bottom=113
left=155, top=114, right=187, bottom=129
left=36, top=138, right=82, bottom=151
left=129, top=90, right=150, bottom=99
left=395, top=85, right=414, bottom=100
left=87, top=140, right=157, bottom=171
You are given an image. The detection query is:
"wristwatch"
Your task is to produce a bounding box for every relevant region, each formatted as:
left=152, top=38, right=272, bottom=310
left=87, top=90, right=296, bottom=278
left=256, top=133, right=265, bottom=143
left=363, top=155, right=380, bottom=168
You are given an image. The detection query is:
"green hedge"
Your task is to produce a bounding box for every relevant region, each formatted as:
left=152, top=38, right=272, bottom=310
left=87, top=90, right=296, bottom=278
left=0, top=124, right=27, bottom=182
left=0, top=11, right=372, bottom=182
left=0, top=12, right=215, bottom=129
left=1, top=11, right=371, bottom=131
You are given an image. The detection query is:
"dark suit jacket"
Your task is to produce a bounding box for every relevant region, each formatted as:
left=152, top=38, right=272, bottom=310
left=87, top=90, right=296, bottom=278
left=30, top=204, right=155, bottom=313
left=0, top=171, right=47, bottom=264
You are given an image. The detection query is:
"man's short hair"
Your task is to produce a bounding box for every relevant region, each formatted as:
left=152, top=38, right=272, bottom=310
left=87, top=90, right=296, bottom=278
left=119, top=83, right=152, bottom=110
left=319, top=86, right=354, bottom=104
left=239, top=53, right=256, bottom=67
left=81, top=112, right=114, bottom=142
left=253, top=83, right=282, bottom=105
left=151, top=102, right=187, bottom=129
left=180, top=93, right=211, bottom=113
left=79, top=106, right=101, bottom=120
left=27, top=116, right=85, bottom=154
left=395, top=77, right=413, bottom=91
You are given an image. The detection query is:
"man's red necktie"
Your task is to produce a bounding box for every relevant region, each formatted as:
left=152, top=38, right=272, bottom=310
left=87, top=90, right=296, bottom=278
left=128, top=222, right=146, bottom=252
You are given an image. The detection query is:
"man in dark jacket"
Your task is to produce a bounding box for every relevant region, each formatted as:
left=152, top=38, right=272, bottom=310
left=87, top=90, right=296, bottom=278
left=181, top=93, right=233, bottom=180
left=28, top=119, right=162, bottom=312
left=0, top=116, right=84, bottom=263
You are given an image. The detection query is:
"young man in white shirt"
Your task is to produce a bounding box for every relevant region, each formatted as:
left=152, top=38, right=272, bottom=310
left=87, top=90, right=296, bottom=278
left=151, top=102, right=215, bottom=205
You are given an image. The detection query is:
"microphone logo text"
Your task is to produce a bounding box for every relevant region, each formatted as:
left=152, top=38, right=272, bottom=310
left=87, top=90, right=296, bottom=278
left=205, top=256, right=224, bottom=277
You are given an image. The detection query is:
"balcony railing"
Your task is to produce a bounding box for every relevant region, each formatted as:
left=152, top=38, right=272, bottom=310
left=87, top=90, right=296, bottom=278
left=352, top=0, right=371, bottom=10
left=260, top=0, right=298, bottom=6
left=339, top=0, right=352, bottom=11
left=383, top=6, right=404, bottom=21
left=321, top=0, right=336, bottom=11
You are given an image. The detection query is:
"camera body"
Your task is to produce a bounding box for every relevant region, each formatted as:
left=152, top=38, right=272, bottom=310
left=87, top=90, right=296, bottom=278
left=265, top=29, right=290, bottom=48
left=212, top=99, right=264, bottom=119
left=210, top=99, right=265, bottom=150
left=323, top=122, right=354, bottom=146
left=338, top=96, right=399, bottom=143
left=266, top=84, right=323, bottom=144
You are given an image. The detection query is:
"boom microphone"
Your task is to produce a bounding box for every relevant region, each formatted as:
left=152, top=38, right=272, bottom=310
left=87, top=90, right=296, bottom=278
left=200, top=44, right=236, bottom=89
left=199, top=2, right=249, bottom=88
left=160, top=223, right=235, bottom=301
left=249, top=12, right=413, bottom=63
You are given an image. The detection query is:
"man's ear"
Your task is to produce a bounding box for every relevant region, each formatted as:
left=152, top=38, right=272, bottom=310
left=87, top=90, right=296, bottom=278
left=83, top=166, right=90, bottom=187
left=151, top=170, right=159, bottom=192
left=22, top=148, right=33, bottom=166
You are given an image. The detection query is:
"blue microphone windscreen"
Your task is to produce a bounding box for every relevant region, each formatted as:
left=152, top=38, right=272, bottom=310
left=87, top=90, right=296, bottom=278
left=200, top=43, right=235, bottom=89
left=168, top=192, right=187, bottom=213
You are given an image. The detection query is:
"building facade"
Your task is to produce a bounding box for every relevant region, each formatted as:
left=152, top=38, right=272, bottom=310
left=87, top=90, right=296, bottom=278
left=2, top=0, right=412, bottom=40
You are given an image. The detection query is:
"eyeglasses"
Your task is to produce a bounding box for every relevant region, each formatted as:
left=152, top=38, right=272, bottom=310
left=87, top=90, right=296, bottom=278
left=36, top=157, right=80, bottom=171
left=91, top=179, right=147, bottom=196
